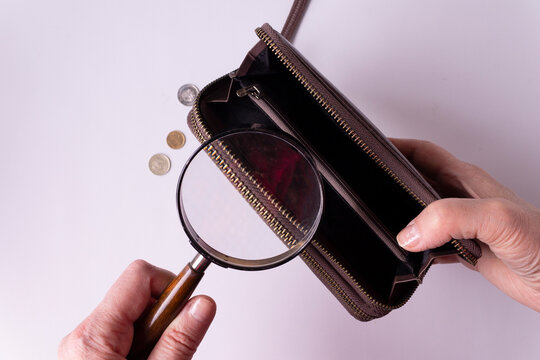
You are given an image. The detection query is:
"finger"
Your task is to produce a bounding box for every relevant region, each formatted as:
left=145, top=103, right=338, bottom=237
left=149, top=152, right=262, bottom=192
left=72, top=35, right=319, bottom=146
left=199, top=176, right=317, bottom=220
left=396, top=198, right=528, bottom=253
left=97, top=260, right=176, bottom=324
left=390, top=138, right=473, bottom=198
left=390, top=138, right=459, bottom=181
left=59, top=260, right=176, bottom=359
left=390, top=138, right=522, bottom=202
left=148, top=295, right=217, bottom=360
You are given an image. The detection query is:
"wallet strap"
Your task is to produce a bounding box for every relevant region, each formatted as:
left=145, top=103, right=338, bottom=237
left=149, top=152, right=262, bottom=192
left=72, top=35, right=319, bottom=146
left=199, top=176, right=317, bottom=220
left=281, top=0, right=310, bottom=42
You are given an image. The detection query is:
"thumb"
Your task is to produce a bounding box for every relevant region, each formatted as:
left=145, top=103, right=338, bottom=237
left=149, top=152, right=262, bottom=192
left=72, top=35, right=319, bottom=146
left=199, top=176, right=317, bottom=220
left=396, top=198, right=526, bottom=253
left=148, top=295, right=216, bottom=360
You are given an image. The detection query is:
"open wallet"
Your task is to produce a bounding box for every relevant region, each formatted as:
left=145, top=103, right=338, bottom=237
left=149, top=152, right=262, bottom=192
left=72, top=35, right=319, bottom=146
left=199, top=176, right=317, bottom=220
left=186, top=2, right=482, bottom=321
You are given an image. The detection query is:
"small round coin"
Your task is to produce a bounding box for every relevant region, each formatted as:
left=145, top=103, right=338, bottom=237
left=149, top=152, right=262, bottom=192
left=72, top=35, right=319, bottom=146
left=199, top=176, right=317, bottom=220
left=148, top=153, right=171, bottom=176
left=177, top=84, right=199, bottom=106
left=166, top=130, right=186, bottom=149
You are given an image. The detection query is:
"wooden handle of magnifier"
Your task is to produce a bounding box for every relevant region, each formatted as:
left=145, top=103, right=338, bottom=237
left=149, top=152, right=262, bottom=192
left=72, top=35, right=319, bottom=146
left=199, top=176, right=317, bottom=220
left=127, top=259, right=207, bottom=360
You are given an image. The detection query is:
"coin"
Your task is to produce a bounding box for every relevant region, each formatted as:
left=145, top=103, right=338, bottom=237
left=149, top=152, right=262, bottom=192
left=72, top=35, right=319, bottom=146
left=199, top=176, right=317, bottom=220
left=166, top=130, right=186, bottom=149
left=177, top=84, right=199, bottom=106
left=148, top=153, right=171, bottom=176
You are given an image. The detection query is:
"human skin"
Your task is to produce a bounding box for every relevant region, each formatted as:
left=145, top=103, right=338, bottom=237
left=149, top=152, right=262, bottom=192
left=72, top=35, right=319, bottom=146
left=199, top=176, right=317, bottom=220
left=392, top=138, right=540, bottom=312
left=58, top=260, right=217, bottom=360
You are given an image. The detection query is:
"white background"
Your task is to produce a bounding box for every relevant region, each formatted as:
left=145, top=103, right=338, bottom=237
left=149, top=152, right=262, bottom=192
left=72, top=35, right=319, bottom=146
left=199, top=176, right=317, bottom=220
left=1, top=1, right=540, bottom=359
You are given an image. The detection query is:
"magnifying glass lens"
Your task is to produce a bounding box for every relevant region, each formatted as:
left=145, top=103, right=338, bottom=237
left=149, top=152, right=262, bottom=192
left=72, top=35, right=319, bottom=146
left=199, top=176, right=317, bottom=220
left=179, top=130, right=323, bottom=269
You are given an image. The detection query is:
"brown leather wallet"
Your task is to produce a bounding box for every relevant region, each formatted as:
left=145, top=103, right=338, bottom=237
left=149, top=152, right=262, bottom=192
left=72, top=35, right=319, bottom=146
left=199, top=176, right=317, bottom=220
left=187, top=22, right=481, bottom=321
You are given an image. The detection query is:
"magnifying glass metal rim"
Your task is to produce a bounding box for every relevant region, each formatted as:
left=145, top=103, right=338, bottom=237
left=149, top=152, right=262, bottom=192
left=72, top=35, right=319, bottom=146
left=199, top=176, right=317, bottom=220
left=176, top=128, right=324, bottom=271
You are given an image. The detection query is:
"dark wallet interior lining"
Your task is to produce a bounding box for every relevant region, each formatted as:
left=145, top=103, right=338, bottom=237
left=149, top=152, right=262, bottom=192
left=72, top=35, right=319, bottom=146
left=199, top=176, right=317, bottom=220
left=196, top=49, right=439, bottom=304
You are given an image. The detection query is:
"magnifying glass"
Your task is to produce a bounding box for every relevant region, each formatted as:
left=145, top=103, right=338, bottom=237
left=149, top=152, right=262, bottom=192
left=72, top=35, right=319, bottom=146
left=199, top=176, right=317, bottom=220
left=128, top=129, right=324, bottom=359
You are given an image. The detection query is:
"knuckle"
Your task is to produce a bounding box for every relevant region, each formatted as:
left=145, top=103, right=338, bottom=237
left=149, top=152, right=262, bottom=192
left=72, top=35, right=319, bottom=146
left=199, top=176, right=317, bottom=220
left=419, top=139, right=435, bottom=148
left=58, top=325, right=100, bottom=359
left=455, top=161, right=483, bottom=179
left=484, top=199, right=517, bottom=222
left=127, top=259, right=152, bottom=275
left=58, top=334, right=74, bottom=359
left=423, top=200, right=449, bottom=228
left=482, top=199, right=526, bottom=240
left=417, top=140, right=438, bottom=155
left=162, top=327, right=199, bottom=358
left=460, top=161, right=481, bottom=173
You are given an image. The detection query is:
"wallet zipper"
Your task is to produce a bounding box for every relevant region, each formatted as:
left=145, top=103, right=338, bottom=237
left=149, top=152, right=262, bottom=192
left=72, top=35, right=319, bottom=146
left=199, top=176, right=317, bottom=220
left=300, top=250, right=377, bottom=320
left=254, top=26, right=478, bottom=266
left=189, top=74, right=226, bottom=143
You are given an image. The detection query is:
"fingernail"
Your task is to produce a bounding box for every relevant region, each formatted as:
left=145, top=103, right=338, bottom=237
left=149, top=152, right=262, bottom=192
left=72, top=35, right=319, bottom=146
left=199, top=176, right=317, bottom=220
left=188, top=297, right=214, bottom=323
left=397, top=220, right=421, bottom=249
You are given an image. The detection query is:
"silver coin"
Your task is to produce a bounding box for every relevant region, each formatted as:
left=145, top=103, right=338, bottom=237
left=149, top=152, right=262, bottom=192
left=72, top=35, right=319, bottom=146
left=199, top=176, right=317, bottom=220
left=177, top=84, right=199, bottom=106
left=148, top=153, right=171, bottom=176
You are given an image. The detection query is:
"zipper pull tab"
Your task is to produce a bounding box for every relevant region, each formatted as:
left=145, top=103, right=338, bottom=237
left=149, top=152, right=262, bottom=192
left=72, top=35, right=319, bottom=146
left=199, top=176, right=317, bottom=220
left=236, top=85, right=262, bottom=99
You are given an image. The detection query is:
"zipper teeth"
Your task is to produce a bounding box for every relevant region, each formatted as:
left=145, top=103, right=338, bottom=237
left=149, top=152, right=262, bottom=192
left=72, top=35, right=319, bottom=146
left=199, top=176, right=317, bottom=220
left=450, top=239, right=478, bottom=265
left=190, top=79, right=377, bottom=317
left=255, top=27, right=478, bottom=266
left=300, top=250, right=375, bottom=321
left=311, top=240, right=416, bottom=310
left=191, top=109, right=207, bottom=143
left=205, top=142, right=305, bottom=247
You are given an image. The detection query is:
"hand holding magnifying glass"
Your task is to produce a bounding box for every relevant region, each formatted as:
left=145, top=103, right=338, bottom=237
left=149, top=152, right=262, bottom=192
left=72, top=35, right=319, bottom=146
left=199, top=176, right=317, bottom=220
left=127, top=130, right=324, bottom=359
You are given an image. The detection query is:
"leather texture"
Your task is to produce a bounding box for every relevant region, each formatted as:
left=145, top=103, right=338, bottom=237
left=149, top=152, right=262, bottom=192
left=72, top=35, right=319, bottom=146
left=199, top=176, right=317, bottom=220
left=281, top=0, right=310, bottom=42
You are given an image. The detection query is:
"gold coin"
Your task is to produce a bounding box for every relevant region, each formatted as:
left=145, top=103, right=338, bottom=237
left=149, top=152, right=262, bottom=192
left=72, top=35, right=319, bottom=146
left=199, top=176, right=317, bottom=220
left=166, top=130, right=186, bottom=149
left=148, top=153, right=171, bottom=176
